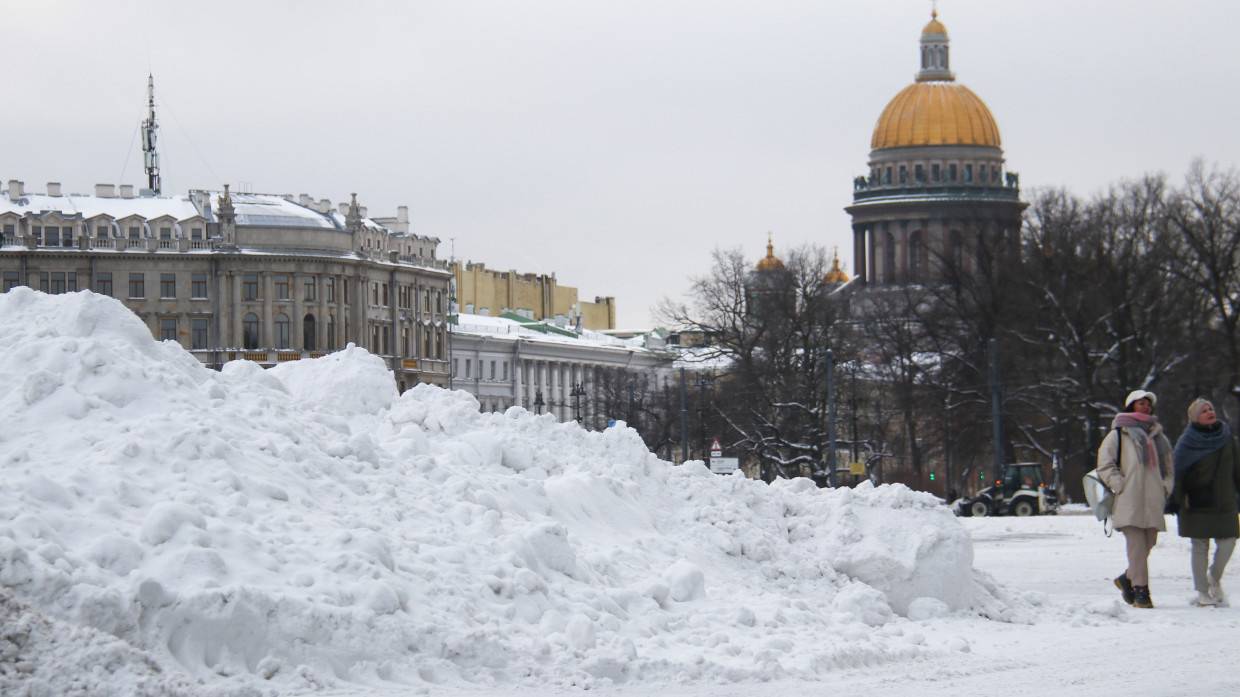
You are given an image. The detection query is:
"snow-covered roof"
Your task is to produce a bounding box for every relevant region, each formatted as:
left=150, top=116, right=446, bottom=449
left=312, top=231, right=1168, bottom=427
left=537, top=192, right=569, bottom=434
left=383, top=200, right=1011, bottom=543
left=454, top=312, right=657, bottom=353
left=0, top=193, right=201, bottom=221
left=231, top=194, right=338, bottom=229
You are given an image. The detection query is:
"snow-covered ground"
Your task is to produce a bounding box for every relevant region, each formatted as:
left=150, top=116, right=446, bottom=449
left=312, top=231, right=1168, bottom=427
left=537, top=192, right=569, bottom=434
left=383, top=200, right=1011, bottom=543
left=2, top=289, right=1238, bottom=697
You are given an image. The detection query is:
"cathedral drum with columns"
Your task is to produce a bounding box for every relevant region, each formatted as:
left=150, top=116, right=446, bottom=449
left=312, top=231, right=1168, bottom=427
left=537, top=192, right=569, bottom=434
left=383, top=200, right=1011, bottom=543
left=846, top=11, right=1026, bottom=286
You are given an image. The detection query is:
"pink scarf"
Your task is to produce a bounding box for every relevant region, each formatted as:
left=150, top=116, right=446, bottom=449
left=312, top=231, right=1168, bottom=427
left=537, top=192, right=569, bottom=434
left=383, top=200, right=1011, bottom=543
left=1112, top=412, right=1160, bottom=469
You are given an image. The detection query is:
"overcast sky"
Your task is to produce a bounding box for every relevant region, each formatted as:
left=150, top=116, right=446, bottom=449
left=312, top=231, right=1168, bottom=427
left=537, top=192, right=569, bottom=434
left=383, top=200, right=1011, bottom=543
left=7, top=0, right=1239, bottom=327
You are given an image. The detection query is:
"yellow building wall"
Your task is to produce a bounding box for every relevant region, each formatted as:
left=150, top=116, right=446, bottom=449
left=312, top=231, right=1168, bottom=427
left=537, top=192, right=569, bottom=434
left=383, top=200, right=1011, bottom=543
left=453, top=262, right=617, bottom=330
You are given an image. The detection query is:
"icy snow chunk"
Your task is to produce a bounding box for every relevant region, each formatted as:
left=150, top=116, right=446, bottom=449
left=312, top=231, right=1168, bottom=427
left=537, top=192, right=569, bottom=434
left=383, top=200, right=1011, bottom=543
left=665, top=560, right=706, bottom=602
left=906, top=597, right=950, bottom=621
left=566, top=614, right=597, bottom=650
left=140, top=502, right=206, bottom=545
left=833, top=582, right=893, bottom=626
left=22, top=370, right=62, bottom=405
left=269, top=344, right=395, bottom=416
left=514, top=523, right=578, bottom=577
left=85, top=534, right=145, bottom=576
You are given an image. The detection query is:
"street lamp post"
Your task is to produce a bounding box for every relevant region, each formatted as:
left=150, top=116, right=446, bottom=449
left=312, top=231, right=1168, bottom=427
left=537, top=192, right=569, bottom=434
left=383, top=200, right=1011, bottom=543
left=534, top=389, right=545, bottom=415
left=570, top=382, right=586, bottom=422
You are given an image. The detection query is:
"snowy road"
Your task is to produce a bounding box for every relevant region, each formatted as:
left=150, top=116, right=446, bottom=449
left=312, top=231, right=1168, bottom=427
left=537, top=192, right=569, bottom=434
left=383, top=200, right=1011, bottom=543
left=314, top=512, right=1240, bottom=697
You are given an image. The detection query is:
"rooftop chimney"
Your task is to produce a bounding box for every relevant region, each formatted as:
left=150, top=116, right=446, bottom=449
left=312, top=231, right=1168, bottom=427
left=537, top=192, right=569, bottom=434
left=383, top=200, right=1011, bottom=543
left=338, top=202, right=349, bottom=215
left=7, top=180, right=24, bottom=201
left=318, top=198, right=331, bottom=213
left=359, top=206, right=368, bottom=218
left=298, top=193, right=313, bottom=207
left=397, top=205, right=409, bottom=223
left=47, top=182, right=62, bottom=196
left=119, top=184, right=135, bottom=199
left=95, top=183, right=116, bottom=198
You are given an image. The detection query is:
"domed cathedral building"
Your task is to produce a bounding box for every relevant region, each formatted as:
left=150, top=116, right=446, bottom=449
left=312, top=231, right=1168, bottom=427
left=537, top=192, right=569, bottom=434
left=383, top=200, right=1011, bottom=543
left=846, top=10, right=1025, bottom=285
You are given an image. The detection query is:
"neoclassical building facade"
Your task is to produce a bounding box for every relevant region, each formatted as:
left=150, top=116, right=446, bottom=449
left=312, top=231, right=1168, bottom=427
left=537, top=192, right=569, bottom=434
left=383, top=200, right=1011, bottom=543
left=846, top=11, right=1026, bottom=285
left=0, top=181, right=452, bottom=389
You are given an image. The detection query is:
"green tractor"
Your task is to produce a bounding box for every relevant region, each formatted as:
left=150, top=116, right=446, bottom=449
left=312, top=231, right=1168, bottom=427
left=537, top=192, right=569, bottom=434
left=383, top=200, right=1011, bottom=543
left=955, top=463, right=1059, bottom=517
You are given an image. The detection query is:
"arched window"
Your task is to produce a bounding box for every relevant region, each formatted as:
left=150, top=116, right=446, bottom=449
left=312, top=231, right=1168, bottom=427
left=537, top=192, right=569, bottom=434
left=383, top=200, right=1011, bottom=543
left=435, top=328, right=444, bottom=358
left=883, top=231, right=897, bottom=283
left=303, top=313, right=316, bottom=351
left=243, top=313, right=260, bottom=350
left=908, top=231, right=924, bottom=280
left=327, top=315, right=336, bottom=351
left=275, top=313, right=290, bottom=349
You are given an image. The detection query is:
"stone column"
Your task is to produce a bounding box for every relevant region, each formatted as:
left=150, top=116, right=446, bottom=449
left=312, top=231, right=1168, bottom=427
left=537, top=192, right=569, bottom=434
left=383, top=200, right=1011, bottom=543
left=853, top=225, right=867, bottom=285
left=232, top=273, right=243, bottom=349
left=292, top=273, right=304, bottom=352
left=261, top=272, right=274, bottom=349
left=317, top=274, right=328, bottom=352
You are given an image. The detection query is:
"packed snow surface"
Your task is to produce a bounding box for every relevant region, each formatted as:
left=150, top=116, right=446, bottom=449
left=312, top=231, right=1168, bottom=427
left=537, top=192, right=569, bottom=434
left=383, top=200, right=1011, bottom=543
left=0, top=289, right=1008, bottom=695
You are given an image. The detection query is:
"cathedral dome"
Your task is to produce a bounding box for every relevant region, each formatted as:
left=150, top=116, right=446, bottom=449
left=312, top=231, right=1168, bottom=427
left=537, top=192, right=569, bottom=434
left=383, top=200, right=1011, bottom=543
left=870, top=82, right=1000, bottom=150
left=869, top=10, right=1001, bottom=151
left=755, top=237, right=785, bottom=272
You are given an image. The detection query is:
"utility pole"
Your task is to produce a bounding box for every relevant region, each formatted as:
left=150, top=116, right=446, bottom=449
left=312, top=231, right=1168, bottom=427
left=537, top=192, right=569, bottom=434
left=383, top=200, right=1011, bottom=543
left=679, top=368, right=688, bottom=463
left=826, top=349, right=837, bottom=487
left=989, top=337, right=1004, bottom=485
left=142, top=74, right=161, bottom=195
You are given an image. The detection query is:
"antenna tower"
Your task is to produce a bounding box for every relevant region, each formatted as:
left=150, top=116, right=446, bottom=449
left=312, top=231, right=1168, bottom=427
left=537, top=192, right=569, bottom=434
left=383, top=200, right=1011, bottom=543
left=142, top=74, right=161, bottom=195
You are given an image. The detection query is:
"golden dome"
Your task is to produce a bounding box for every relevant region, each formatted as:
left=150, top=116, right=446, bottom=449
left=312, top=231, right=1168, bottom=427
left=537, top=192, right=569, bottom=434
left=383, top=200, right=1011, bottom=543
left=823, top=253, right=850, bottom=284
left=870, top=82, right=1001, bottom=150
left=756, top=236, right=785, bottom=272
left=922, top=10, right=947, bottom=36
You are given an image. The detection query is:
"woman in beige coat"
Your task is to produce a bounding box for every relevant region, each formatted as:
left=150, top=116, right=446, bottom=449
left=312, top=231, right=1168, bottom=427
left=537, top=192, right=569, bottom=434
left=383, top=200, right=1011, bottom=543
left=1096, top=389, right=1174, bottom=608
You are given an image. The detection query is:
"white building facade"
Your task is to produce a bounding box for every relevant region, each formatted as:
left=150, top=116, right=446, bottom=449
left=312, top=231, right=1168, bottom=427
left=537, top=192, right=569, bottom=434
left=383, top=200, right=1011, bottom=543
left=450, top=314, right=671, bottom=424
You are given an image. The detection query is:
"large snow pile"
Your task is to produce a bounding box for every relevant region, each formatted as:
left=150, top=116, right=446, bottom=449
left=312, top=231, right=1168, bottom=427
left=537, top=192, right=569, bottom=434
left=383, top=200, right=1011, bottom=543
left=0, top=289, right=1001, bottom=694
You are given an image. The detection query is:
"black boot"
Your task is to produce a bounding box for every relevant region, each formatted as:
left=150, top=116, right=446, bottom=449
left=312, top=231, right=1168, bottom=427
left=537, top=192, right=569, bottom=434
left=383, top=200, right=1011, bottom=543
left=1114, top=573, right=1135, bottom=605
left=1133, top=585, right=1153, bottom=609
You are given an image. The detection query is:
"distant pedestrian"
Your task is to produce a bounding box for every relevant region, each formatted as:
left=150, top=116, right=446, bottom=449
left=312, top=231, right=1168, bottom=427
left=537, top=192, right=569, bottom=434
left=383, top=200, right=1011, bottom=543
left=1168, top=398, right=1240, bottom=607
left=1096, top=390, right=1173, bottom=608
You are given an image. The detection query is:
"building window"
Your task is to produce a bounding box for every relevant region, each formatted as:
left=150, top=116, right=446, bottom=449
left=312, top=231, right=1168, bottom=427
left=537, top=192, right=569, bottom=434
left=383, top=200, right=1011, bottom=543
left=883, top=167, right=892, bottom=184
left=48, top=272, right=75, bottom=294
left=191, top=318, right=209, bottom=349
left=883, top=231, right=896, bottom=283
left=964, top=164, right=973, bottom=183
left=275, top=275, right=290, bottom=300
left=382, top=283, right=389, bottom=306
left=435, top=291, right=443, bottom=314
left=191, top=227, right=203, bottom=240
left=382, top=325, right=390, bottom=354
left=31, top=226, right=43, bottom=246
left=423, top=327, right=431, bottom=357
left=423, top=289, right=430, bottom=311
left=465, top=359, right=472, bottom=378
left=402, top=327, right=409, bottom=356
left=326, top=278, right=335, bottom=303
left=128, top=226, right=140, bottom=240
left=95, top=225, right=109, bottom=239
left=304, top=314, right=316, bottom=351
left=327, top=315, right=336, bottom=351
left=61, top=227, right=74, bottom=247
left=95, top=272, right=112, bottom=296
left=914, top=164, right=925, bottom=183
left=931, top=163, right=941, bottom=182
left=453, top=358, right=459, bottom=377
left=36, top=272, right=49, bottom=292
left=160, top=273, right=176, bottom=299
left=242, top=273, right=259, bottom=301
left=372, top=282, right=379, bottom=306
left=191, top=273, right=208, bottom=299
left=3, top=271, right=21, bottom=292
left=991, top=166, right=999, bottom=183
left=274, top=313, right=291, bottom=349
left=128, top=273, right=145, bottom=299
left=159, top=226, right=172, bottom=240
left=435, top=329, right=443, bottom=358
left=948, top=164, right=958, bottom=182
left=502, top=362, right=508, bottom=381
left=159, top=317, right=177, bottom=342
left=243, top=313, right=260, bottom=349
left=303, top=276, right=315, bottom=301
left=898, top=166, right=908, bottom=184
left=372, top=325, right=381, bottom=352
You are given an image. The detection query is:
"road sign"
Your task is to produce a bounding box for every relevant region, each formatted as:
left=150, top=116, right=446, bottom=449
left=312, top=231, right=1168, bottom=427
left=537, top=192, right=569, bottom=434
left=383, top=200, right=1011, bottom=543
left=709, top=457, right=739, bottom=474
left=849, top=461, right=866, bottom=476
left=709, top=437, right=723, bottom=458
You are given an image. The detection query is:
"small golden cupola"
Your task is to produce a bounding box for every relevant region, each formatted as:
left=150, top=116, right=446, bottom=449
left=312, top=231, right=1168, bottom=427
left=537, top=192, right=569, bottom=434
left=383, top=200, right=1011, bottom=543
left=824, top=249, right=850, bottom=284
left=755, top=234, right=786, bottom=272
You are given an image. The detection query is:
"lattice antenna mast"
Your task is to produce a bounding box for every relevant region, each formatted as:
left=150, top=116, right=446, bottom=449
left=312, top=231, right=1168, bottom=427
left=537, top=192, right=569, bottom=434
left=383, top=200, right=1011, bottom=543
left=142, top=73, right=161, bottom=195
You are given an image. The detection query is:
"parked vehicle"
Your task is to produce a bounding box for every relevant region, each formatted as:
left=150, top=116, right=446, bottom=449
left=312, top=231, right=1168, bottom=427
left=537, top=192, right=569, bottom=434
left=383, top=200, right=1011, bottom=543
left=955, top=463, right=1059, bottom=517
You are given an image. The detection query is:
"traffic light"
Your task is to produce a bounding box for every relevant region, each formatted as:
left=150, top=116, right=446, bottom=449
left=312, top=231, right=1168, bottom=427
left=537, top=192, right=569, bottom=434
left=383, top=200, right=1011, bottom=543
left=929, top=471, right=936, bottom=481
left=978, top=471, right=985, bottom=480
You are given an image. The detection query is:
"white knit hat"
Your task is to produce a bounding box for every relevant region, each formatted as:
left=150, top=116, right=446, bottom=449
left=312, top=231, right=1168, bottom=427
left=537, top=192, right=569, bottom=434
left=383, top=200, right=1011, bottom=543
left=1123, top=389, right=1157, bottom=409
